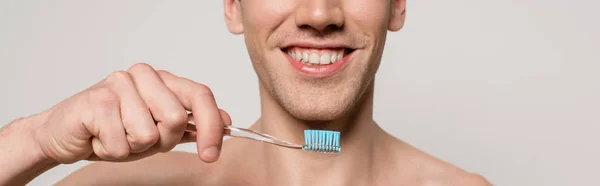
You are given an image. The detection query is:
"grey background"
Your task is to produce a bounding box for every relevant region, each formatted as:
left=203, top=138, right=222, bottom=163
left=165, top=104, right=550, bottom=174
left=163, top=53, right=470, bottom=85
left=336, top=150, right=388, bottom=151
left=1, top=0, right=598, bottom=185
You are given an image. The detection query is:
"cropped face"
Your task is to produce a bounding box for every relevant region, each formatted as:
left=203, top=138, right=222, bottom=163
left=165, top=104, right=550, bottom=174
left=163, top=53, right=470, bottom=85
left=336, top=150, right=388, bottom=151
left=224, top=0, right=406, bottom=121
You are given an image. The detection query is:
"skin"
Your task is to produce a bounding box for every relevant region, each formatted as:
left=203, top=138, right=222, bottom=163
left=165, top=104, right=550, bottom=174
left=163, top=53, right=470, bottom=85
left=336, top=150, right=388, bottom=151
left=0, top=0, right=492, bottom=185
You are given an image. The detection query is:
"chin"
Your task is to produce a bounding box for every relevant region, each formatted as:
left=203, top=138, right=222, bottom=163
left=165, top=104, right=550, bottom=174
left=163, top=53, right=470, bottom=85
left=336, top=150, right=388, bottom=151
left=278, top=93, right=357, bottom=121
left=287, top=106, right=347, bottom=121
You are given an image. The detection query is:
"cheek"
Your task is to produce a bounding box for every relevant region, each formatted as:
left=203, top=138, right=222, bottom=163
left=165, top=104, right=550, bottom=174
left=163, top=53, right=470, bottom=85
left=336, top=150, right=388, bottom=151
left=242, top=1, right=295, bottom=70
left=344, top=1, right=389, bottom=72
left=345, top=0, right=390, bottom=33
left=242, top=1, right=293, bottom=38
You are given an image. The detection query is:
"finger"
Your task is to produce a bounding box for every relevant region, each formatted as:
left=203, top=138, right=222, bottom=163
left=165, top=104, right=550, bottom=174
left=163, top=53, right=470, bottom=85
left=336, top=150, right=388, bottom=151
left=219, top=109, right=232, bottom=126
left=189, top=86, right=223, bottom=163
left=179, top=131, right=198, bottom=143
left=104, top=71, right=159, bottom=153
left=186, top=123, right=196, bottom=131
left=186, top=109, right=231, bottom=130
left=157, top=70, right=224, bottom=163
left=184, top=109, right=229, bottom=140
left=87, top=146, right=165, bottom=162
left=86, top=88, right=130, bottom=160
left=127, top=63, right=188, bottom=153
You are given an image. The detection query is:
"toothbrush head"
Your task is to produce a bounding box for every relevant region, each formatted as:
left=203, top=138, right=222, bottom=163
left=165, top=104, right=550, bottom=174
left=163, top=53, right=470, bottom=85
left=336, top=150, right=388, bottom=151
left=302, top=130, right=341, bottom=153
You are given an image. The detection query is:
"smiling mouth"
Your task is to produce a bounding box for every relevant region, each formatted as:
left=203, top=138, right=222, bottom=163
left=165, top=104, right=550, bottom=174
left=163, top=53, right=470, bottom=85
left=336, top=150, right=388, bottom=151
left=281, top=47, right=355, bottom=65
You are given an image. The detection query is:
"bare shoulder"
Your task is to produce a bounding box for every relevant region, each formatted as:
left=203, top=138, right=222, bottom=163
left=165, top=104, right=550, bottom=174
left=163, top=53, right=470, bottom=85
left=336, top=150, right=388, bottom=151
left=415, top=157, right=492, bottom=186
left=457, top=173, right=493, bottom=186
left=419, top=172, right=492, bottom=186
left=378, top=133, right=492, bottom=186
left=55, top=151, right=219, bottom=186
left=416, top=170, right=492, bottom=186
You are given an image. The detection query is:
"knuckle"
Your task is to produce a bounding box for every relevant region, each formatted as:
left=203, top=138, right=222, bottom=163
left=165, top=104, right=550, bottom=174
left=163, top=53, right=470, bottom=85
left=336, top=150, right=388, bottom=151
left=128, top=62, right=155, bottom=75
left=105, top=70, right=131, bottom=84
left=97, top=146, right=130, bottom=160
left=107, top=149, right=130, bottom=160
left=162, top=110, right=188, bottom=127
left=193, top=83, right=214, bottom=98
left=132, top=130, right=159, bottom=147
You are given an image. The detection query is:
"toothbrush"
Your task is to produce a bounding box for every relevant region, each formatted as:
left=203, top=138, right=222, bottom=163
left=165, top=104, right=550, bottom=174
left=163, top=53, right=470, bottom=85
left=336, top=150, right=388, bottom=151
left=186, top=124, right=341, bottom=153
left=224, top=126, right=341, bottom=153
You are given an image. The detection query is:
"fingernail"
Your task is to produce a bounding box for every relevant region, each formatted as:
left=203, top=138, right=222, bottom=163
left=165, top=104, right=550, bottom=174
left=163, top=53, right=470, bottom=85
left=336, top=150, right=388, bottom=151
left=201, top=146, right=219, bottom=161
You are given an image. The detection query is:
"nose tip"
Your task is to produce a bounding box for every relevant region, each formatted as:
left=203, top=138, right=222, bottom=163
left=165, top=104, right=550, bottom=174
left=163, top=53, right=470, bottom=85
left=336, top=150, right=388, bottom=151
left=295, top=1, right=344, bottom=33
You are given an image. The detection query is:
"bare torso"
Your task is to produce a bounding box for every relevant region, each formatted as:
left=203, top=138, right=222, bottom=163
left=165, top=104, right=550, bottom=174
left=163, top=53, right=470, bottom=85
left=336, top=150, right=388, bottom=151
left=56, top=130, right=490, bottom=186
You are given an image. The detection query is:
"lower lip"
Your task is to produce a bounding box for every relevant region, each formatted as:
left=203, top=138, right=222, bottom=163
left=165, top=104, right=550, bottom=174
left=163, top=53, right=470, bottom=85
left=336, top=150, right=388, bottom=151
left=283, top=51, right=353, bottom=78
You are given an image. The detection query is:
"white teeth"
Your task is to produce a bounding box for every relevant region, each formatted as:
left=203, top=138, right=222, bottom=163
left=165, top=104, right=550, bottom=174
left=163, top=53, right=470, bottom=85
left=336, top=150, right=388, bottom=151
left=320, top=53, right=331, bottom=64
left=309, top=53, right=320, bottom=64
left=287, top=49, right=347, bottom=65
left=331, top=53, right=338, bottom=63
left=294, top=52, right=301, bottom=61
left=301, top=52, right=308, bottom=62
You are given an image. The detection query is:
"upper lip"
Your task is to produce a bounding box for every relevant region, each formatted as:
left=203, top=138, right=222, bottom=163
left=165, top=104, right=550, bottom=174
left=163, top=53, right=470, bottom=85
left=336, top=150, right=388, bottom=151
left=280, top=40, right=358, bottom=50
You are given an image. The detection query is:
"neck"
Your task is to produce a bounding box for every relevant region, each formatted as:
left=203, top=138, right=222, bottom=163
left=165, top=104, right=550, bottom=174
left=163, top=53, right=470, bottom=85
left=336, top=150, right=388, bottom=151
left=250, top=82, right=381, bottom=186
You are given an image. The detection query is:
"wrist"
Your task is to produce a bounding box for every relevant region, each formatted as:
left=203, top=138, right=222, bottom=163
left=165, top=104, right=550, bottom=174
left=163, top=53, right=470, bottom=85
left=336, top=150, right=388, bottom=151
left=0, top=115, right=59, bottom=185
left=11, top=114, right=59, bottom=166
left=28, top=113, right=58, bottom=164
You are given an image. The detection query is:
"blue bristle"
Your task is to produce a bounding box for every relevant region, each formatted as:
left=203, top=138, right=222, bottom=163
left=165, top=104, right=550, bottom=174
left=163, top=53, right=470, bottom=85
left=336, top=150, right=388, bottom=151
left=317, top=131, right=321, bottom=147
left=336, top=132, right=340, bottom=151
left=325, top=132, right=329, bottom=150
left=325, top=132, right=329, bottom=149
left=311, top=131, right=319, bottom=150
left=304, top=130, right=308, bottom=146
left=316, top=131, right=319, bottom=148
left=302, top=129, right=341, bottom=153
left=332, top=132, right=337, bottom=151
left=335, top=132, right=340, bottom=146
left=320, top=131, right=325, bottom=151
left=327, top=132, right=332, bottom=151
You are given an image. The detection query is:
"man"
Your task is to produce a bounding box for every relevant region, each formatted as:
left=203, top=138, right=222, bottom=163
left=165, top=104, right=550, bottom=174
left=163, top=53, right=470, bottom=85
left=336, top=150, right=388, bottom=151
left=0, top=0, right=491, bottom=185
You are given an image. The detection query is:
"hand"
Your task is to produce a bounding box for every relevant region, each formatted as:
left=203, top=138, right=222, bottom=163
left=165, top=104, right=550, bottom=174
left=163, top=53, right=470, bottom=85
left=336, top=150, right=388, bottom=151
left=29, top=63, right=231, bottom=164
